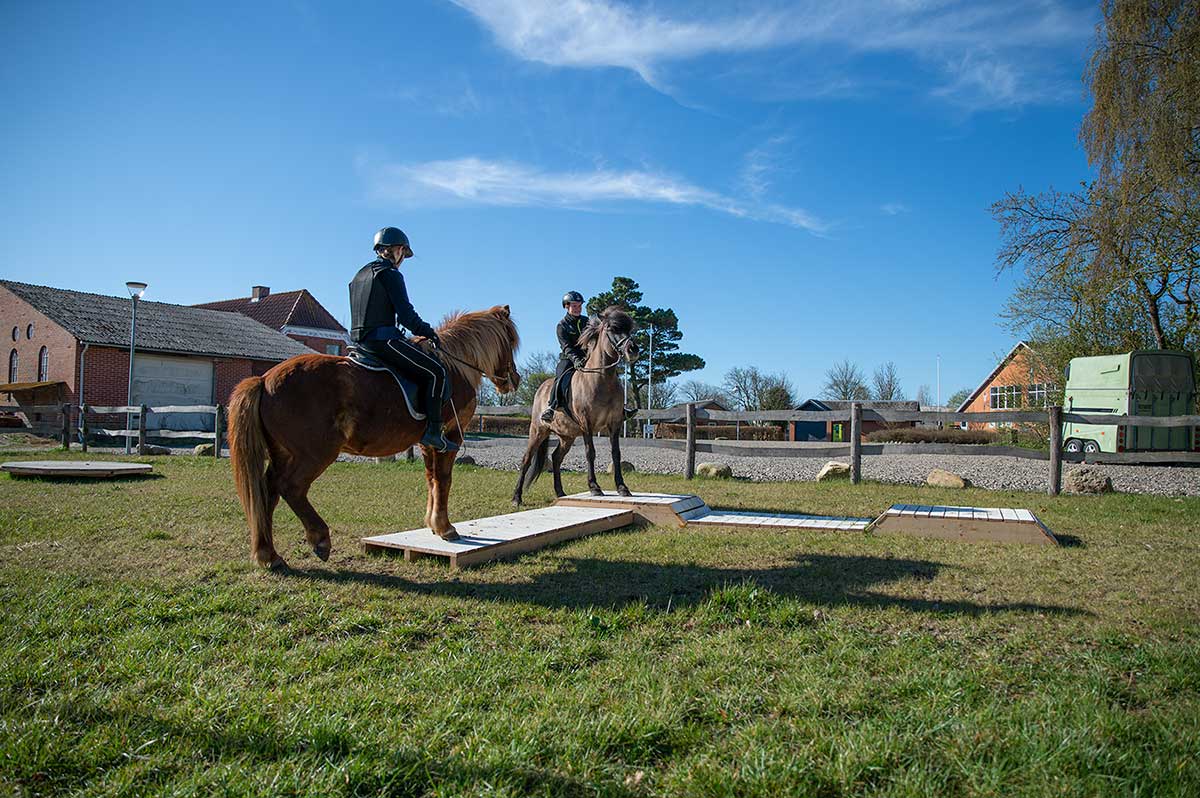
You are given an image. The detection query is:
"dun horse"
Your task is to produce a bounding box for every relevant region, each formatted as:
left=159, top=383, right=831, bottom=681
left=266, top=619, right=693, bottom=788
left=512, top=307, right=639, bottom=505
left=229, top=306, right=520, bottom=569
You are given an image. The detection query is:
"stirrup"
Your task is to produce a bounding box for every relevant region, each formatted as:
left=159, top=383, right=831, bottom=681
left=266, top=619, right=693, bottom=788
left=540, top=407, right=556, bottom=422
left=420, top=427, right=459, bottom=453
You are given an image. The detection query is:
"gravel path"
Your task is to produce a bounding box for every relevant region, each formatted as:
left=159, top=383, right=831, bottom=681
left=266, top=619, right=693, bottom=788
left=447, top=437, right=1200, bottom=497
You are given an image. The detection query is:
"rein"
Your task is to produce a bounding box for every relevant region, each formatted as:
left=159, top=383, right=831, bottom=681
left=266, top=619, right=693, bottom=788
left=435, top=345, right=508, bottom=384
left=574, top=332, right=632, bottom=373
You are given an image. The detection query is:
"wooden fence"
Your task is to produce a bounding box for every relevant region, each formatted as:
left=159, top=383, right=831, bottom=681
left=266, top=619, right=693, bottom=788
left=633, top=403, right=1200, bottom=496
left=0, top=404, right=73, bottom=449
left=80, top=404, right=225, bottom=457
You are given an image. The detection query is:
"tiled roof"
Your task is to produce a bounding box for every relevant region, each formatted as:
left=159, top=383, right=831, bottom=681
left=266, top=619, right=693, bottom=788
left=2, top=281, right=314, bottom=362
left=194, top=289, right=345, bottom=332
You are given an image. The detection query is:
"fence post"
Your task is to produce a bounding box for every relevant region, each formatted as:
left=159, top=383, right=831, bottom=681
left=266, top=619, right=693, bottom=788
left=213, top=405, right=224, bottom=458
left=850, top=402, right=862, bottom=484
left=60, top=403, right=71, bottom=449
left=1048, top=404, right=1063, bottom=496
left=685, top=403, right=697, bottom=479
left=80, top=405, right=89, bottom=452
left=137, top=405, right=148, bottom=455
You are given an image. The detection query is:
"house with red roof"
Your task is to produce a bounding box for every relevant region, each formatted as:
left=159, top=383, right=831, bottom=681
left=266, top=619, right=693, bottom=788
left=194, top=285, right=348, bottom=356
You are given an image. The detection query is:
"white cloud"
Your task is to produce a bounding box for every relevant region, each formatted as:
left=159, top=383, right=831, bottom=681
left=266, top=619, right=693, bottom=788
left=451, top=0, right=1094, bottom=108
left=881, top=202, right=910, bottom=215
left=369, top=156, right=829, bottom=234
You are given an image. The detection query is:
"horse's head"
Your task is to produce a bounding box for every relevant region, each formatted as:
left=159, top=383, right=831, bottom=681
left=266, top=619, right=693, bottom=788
left=436, top=305, right=521, bottom=394
left=488, top=305, right=521, bottom=394
left=583, top=306, right=639, bottom=366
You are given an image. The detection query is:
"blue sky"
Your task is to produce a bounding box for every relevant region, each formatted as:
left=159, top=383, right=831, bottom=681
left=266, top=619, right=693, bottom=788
left=1, top=0, right=1099, bottom=402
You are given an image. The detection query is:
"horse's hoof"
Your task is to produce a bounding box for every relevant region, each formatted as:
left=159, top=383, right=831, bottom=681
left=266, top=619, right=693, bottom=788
left=589, top=488, right=604, bottom=497
left=617, top=486, right=633, bottom=497
left=437, top=527, right=460, bottom=542
left=511, top=499, right=521, bottom=509
left=313, top=542, right=331, bottom=562
left=267, top=556, right=289, bottom=572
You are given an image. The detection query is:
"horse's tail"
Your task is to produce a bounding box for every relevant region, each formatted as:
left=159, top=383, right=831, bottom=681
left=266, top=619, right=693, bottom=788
left=228, top=376, right=274, bottom=566
left=522, top=435, right=551, bottom=490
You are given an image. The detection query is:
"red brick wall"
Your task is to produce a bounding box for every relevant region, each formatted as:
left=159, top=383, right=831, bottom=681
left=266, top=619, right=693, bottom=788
left=0, top=285, right=79, bottom=401
left=215, top=359, right=255, bottom=404
left=287, top=333, right=345, bottom=355
left=963, top=348, right=1056, bottom=429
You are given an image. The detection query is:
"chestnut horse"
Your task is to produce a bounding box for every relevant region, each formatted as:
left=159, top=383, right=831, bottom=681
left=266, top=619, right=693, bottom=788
left=512, top=307, right=638, bottom=505
left=228, top=305, right=520, bottom=569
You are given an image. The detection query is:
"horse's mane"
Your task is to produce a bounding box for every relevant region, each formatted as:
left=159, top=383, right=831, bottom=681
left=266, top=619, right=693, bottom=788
left=578, top=306, right=637, bottom=350
left=435, top=306, right=520, bottom=385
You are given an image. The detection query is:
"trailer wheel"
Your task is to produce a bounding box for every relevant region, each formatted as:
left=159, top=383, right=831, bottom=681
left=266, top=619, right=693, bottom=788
left=1064, top=439, right=1082, bottom=453
left=1083, top=440, right=1101, bottom=454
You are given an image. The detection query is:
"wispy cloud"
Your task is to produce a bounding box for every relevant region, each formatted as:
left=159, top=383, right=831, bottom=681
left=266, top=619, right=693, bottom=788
left=881, top=202, right=910, bottom=215
left=368, top=156, right=829, bottom=234
left=451, top=0, right=1094, bottom=108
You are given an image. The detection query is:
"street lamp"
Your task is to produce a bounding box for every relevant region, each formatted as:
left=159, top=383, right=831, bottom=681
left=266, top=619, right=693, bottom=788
left=125, top=281, right=147, bottom=454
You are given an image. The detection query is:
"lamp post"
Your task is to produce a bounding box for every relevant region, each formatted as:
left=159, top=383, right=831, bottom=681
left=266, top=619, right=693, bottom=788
left=125, top=281, right=147, bottom=454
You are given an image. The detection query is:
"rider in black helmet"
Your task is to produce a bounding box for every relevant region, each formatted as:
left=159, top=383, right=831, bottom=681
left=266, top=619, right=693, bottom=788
left=349, top=226, right=457, bottom=452
left=540, top=291, right=588, bottom=423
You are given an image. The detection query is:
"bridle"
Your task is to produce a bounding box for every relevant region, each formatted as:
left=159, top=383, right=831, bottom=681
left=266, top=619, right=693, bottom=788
left=575, top=330, right=636, bottom=373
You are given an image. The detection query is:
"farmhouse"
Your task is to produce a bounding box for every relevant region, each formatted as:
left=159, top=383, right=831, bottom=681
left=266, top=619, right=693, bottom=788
left=956, top=341, right=1058, bottom=429
left=788, top=399, right=919, bottom=442
left=1, top=280, right=312, bottom=430
left=194, top=285, right=348, bottom=355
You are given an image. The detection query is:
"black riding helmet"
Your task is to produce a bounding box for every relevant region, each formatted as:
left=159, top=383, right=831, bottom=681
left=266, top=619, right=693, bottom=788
left=562, top=290, right=584, bottom=307
left=373, top=226, right=414, bottom=257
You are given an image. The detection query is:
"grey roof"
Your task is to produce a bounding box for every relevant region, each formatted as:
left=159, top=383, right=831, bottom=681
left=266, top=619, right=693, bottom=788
left=2, top=280, right=315, bottom=362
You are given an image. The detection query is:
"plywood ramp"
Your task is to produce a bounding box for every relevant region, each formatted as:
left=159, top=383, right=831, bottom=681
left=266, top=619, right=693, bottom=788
left=1, top=460, right=154, bottom=478
left=555, top=492, right=705, bottom=527
left=362, top=505, right=634, bottom=568
left=557, top=492, right=873, bottom=532
left=871, top=504, right=1058, bottom=545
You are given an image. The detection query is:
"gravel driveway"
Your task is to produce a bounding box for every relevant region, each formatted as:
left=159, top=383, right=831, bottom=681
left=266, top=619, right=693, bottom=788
left=449, top=437, right=1200, bottom=497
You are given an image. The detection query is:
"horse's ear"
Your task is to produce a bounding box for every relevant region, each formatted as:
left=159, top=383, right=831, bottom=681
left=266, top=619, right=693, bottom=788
left=494, top=305, right=510, bottom=318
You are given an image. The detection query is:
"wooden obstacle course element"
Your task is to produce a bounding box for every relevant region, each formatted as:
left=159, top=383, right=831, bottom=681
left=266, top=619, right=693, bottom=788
left=870, top=504, right=1058, bottom=545
left=556, top=492, right=706, bottom=527
left=1, top=460, right=154, bottom=478
left=557, top=492, right=873, bottom=532
left=362, top=505, right=634, bottom=568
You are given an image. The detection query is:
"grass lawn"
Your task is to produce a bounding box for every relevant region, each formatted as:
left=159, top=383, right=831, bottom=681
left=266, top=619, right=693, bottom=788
left=2, top=449, right=1198, bottom=797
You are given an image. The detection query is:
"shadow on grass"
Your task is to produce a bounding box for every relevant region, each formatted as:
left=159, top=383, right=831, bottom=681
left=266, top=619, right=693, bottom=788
left=3, top=472, right=165, bottom=484
left=298, top=553, right=1088, bottom=618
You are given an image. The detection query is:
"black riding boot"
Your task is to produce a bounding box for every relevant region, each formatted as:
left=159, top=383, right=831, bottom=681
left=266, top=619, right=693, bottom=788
left=419, top=390, right=458, bottom=453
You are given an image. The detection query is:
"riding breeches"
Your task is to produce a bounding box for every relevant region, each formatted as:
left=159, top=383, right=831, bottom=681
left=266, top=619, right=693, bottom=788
left=548, top=358, right=575, bottom=410
left=360, top=337, right=447, bottom=415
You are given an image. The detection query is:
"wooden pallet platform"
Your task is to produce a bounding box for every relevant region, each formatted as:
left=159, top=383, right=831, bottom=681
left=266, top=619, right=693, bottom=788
left=1, top=460, right=154, bottom=478
left=361, top=505, right=634, bottom=568
left=557, top=492, right=872, bottom=532
left=871, top=504, right=1058, bottom=545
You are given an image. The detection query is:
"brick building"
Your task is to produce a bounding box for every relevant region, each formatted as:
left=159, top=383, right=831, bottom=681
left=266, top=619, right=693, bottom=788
left=1, top=280, right=313, bottom=431
left=955, top=341, right=1058, bottom=429
left=194, top=285, right=348, bottom=355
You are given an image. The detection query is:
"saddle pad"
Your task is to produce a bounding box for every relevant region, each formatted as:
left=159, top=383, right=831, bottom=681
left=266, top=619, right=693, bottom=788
left=346, top=349, right=426, bottom=421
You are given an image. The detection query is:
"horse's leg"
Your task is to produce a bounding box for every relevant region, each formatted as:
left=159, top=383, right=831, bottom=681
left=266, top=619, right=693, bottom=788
left=256, top=464, right=284, bottom=568
left=582, top=434, right=603, bottom=496
left=422, top=446, right=436, bottom=528
left=551, top=436, right=575, bottom=498
left=610, top=429, right=632, bottom=497
left=276, top=454, right=338, bottom=562
left=429, top=448, right=459, bottom=540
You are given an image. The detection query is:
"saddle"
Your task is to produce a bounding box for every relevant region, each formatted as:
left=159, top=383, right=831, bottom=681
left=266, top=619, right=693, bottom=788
left=346, top=345, right=451, bottom=421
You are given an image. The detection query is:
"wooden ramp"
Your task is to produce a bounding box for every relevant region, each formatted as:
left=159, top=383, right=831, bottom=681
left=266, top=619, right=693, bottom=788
left=362, top=505, right=634, bottom=568
left=1, top=460, right=153, bottom=478
left=871, top=504, right=1058, bottom=545
left=557, top=492, right=873, bottom=532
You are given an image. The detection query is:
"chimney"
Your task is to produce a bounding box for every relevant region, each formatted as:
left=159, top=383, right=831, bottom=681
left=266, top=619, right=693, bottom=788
left=250, top=286, right=270, bottom=302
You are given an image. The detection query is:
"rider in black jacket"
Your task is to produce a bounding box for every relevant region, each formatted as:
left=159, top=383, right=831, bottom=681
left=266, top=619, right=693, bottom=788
left=541, top=291, right=588, bottom=422
left=349, top=227, right=456, bottom=452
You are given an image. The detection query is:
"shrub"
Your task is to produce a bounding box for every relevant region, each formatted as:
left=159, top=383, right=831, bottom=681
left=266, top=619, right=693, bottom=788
left=865, top=427, right=1000, bottom=445
left=656, top=423, right=783, bottom=441
left=469, top=415, right=532, bottom=436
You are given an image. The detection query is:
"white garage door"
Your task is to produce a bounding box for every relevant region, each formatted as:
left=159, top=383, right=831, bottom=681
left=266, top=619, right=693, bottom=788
left=132, top=354, right=215, bottom=431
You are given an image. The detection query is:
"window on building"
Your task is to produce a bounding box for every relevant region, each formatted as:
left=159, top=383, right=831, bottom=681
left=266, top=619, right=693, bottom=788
left=989, top=384, right=1023, bottom=409
left=1027, top=383, right=1048, bottom=407
left=8, top=349, right=17, bottom=383
left=37, top=347, right=48, bottom=382
left=26, top=323, right=33, bottom=339
left=10, top=327, right=16, bottom=342
left=325, top=344, right=341, bottom=355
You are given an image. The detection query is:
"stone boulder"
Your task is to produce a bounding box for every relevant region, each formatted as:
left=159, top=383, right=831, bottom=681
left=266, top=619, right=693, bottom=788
left=927, top=468, right=970, bottom=489
left=696, top=462, right=733, bottom=479
left=1064, top=466, right=1113, bottom=494
left=816, top=461, right=850, bottom=481
left=456, top=455, right=476, bottom=465
left=193, top=443, right=215, bottom=456
left=606, top=460, right=635, bottom=474
left=141, top=444, right=172, bottom=456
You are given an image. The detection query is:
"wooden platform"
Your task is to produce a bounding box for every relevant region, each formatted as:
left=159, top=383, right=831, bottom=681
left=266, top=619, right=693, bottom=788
left=1, top=460, right=154, bottom=478
left=557, top=492, right=873, bottom=532
left=871, top=504, right=1058, bottom=545
left=361, top=505, right=634, bottom=568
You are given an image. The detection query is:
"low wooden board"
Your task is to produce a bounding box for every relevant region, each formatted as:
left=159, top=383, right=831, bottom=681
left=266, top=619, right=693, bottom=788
left=686, top=509, right=873, bottom=532
left=362, top=505, right=634, bottom=568
left=555, top=492, right=707, bottom=527
left=871, top=504, right=1058, bottom=545
left=1, top=460, right=154, bottom=478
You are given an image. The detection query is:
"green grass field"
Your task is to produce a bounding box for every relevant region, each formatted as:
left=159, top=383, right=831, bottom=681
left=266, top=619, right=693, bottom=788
left=2, top=450, right=1198, bottom=797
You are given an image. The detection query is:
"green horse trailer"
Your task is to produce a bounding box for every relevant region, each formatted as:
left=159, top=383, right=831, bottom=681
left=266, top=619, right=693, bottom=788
left=1062, top=350, right=1199, bottom=454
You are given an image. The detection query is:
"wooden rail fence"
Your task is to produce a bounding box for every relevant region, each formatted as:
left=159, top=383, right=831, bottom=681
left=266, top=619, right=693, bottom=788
left=79, top=404, right=225, bottom=457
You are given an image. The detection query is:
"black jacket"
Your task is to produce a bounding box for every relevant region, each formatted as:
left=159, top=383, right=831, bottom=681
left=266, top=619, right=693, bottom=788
left=348, top=258, right=437, bottom=342
left=557, top=313, right=589, bottom=368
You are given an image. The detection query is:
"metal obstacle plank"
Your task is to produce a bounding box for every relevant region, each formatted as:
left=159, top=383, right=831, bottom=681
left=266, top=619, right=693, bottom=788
left=362, top=505, right=634, bottom=568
